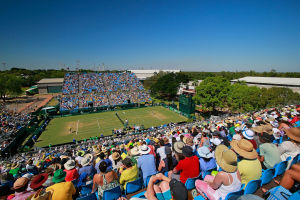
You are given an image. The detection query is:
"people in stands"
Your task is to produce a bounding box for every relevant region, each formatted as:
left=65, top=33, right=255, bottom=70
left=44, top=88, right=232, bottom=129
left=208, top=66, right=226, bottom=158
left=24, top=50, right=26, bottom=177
left=230, top=139, right=262, bottom=186
left=278, top=163, right=300, bottom=192
left=64, top=160, right=79, bottom=182
left=111, top=152, right=122, bottom=170
left=95, top=152, right=113, bottom=173
left=119, top=157, right=139, bottom=189
left=156, top=139, right=167, bottom=160
left=10, top=177, right=35, bottom=200
left=92, top=161, right=119, bottom=198
left=197, top=146, right=217, bottom=177
left=145, top=173, right=189, bottom=200
left=79, top=154, right=96, bottom=178
left=257, top=132, right=282, bottom=169
left=46, top=169, right=76, bottom=200
left=241, top=126, right=257, bottom=149
left=170, top=146, right=200, bottom=184
left=278, top=128, right=300, bottom=161
left=158, top=147, right=177, bottom=173
left=138, top=144, right=157, bottom=185
left=195, top=145, right=242, bottom=200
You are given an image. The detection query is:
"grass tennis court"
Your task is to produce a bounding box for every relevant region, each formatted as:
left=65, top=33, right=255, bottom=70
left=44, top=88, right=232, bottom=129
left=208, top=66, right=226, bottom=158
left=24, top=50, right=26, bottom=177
left=35, top=106, right=187, bottom=147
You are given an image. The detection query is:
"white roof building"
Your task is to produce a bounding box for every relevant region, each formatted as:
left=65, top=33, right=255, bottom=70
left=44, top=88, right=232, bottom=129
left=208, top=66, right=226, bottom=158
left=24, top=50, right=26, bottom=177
left=231, top=76, right=300, bottom=93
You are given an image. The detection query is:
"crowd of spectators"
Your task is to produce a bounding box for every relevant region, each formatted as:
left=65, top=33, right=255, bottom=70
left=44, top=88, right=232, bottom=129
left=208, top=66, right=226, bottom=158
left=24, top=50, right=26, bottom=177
left=1, top=105, right=300, bottom=199
left=0, top=104, right=32, bottom=152
left=60, top=72, right=152, bottom=111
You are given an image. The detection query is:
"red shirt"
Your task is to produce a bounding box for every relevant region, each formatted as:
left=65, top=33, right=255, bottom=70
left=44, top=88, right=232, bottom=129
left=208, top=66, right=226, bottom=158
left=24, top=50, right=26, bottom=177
left=249, top=139, right=257, bottom=150
left=291, top=116, right=299, bottom=124
left=64, top=168, right=79, bottom=182
left=176, top=155, right=200, bottom=184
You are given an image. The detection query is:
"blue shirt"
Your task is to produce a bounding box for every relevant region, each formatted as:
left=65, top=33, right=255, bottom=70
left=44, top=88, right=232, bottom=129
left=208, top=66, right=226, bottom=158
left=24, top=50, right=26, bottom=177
left=95, top=159, right=112, bottom=173
left=138, top=154, right=157, bottom=181
left=78, top=165, right=96, bottom=177
left=199, top=157, right=217, bottom=175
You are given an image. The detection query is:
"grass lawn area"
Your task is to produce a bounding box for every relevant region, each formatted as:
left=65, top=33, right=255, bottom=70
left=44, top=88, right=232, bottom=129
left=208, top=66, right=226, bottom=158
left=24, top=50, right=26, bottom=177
left=35, top=106, right=187, bottom=147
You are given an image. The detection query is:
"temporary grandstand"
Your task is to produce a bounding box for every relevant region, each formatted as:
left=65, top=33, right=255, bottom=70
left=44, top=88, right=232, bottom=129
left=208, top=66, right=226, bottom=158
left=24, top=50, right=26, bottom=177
left=60, top=72, right=152, bottom=111
left=231, top=76, right=300, bottom=93
left=37, top=78, right=64, bottom=94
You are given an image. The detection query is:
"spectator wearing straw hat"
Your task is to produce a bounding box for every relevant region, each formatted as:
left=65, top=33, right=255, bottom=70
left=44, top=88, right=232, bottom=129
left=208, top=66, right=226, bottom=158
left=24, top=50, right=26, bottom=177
left=64, top=160, right=79, bottom=182
left=111, top=152, right=122, bottom=170
left=138, top=145, right=157, bottom=184
left=230, top=139, right=262, bottom=187
left=195, top=145, right=242, bottom=200
left=46, top=169, right=76, bottom=200
left=278, top=128, right=300, bottom=162
left=10, top=177, right=35, bottom=200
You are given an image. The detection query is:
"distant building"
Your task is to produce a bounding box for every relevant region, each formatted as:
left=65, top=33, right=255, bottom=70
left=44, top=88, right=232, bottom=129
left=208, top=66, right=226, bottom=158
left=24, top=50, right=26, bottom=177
left=129, top=69, right=181, bottom=80
left=231, top=76, right=300, bottom=93
left=178, top=80, right=202, bottom=96
left=37, top=78, right=64, bottom=94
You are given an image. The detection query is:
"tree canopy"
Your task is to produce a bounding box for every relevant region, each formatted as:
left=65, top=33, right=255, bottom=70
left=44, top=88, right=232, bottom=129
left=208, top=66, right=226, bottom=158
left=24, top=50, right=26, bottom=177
left=194, top=76, right=300, bottom=113
left=150, top=72, right=189, bottom=100
left=0, top=73, right=22, bottom=101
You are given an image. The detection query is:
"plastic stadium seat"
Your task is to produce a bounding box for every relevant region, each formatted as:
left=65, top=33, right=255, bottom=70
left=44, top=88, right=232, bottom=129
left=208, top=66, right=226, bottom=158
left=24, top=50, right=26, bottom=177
left=76, top=192, right=97, bottom=200
left=185, top=174, right=201, bottom=190
left=224, top=184, right=245, bottom=200
left=243, top=179, right=261, bottom=194
left=194, top=195, right=206, bottom=200
left=125, top=177, right=143, bottom=195
left=79, top=183, right=93, bottom=196
left=132, top=191, right=146, bottom=198
left=291, top=153, right=300, bottom=166
left=144, top=174, right=157, bottom=187
left=273, top=160, right=288, bottom=178
left=102, top=186, right=122, bottom=200
left=289, top=191, right=300, bottom=200
left=260, top=168, right=274, bottom=186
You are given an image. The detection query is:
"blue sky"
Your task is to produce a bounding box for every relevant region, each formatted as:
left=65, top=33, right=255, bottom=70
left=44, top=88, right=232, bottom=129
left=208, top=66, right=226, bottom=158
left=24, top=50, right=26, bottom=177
left=0, top=0, right=299, bottom=72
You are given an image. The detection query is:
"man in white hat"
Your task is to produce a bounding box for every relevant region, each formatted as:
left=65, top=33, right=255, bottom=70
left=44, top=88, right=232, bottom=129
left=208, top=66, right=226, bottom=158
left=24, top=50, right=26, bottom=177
left=137, top=145, right=157, bottom=184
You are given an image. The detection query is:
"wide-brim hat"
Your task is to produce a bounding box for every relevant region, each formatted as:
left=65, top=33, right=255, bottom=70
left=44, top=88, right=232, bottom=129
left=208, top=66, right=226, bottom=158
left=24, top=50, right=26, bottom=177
left=215, top=145, right=237, bottom=173
left=130, top=147, right=140, bottom=156
left=81, top=154, right=93, bottom=166
left=13, top=177, right=29, bottom=190
left=64, top=160, right=76, bottom=170
left=285, top=128, right=300, bottom=142
left=139, top=145, right=151, bottom=155
left=242, top=129, right=254, bottom=140
left=251, top=126, right=263, bottom=133
left=197, top=146, right=213, bottom=158
left=184, top=137, right=194, bottom=146
left=174, top=141, right=185, bottom=154
left=52, top=169, right=66, bottom=183
left=30, top=173, right=48, bottom=189
left=230, top=139, right=257, bottom=159
left=112, top=152, right=120, bottom=160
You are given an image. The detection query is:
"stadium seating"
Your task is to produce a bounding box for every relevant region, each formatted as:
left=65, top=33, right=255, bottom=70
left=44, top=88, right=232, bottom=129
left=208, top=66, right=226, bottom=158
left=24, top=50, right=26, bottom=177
left=102, top=185, right=122, bottom=200
left=243, top=179, right=261, bottom=194
left=185, top=174, right=201, bottom=190
left=76, top=192, right=97, bottom=200
left=125, top=177, right=143, bottom=195
left=273, top=160, right=288, bottom=178
left=260, top=168, right=275, bottom=186
left=223, top=184, right=244, bottom=200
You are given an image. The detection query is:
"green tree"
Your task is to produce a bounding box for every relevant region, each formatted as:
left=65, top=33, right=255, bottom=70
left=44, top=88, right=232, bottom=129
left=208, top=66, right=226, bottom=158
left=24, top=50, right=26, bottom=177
left=0, top=74, right=22, bottom=101
left=193, top=76, right=231, bottom=111
left=150, top=72, right=189, bottom=100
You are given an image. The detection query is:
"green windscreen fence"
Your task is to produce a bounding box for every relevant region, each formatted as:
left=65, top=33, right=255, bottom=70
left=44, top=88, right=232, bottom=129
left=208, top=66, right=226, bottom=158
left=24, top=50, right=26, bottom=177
left=47, top=86, right=62, bottom=93
left=179, top=94, right=195, bottom=115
